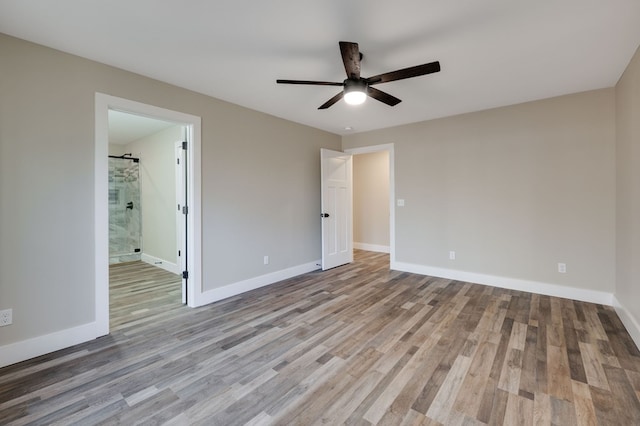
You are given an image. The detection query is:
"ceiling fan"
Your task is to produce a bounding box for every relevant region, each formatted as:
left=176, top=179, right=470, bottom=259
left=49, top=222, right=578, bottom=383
left=277, top=41, right=441, bottom=109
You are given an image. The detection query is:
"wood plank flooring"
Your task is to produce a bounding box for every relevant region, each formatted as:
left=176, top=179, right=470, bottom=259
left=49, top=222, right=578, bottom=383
left=1, top=251, right=640, bottom=425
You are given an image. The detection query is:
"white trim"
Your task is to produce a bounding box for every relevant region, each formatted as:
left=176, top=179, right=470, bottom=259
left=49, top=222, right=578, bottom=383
left=354, top=242, right=390, bottom=253
left=96, top=93, right=203, bottom=321
left=612, top=296, right=640, bottom=351
left=344, top=144, right=395, bottom=265
left=95, top=96, right=110, bottom=337
left=392, top=261, right=614, bottom=306
left=197, top=261, right=321, bottom=306
left=185, top=122, right=203, bottom=308
left=141, top=253, right=180, bottom=275
left=0, top=322, right=99, bottom=368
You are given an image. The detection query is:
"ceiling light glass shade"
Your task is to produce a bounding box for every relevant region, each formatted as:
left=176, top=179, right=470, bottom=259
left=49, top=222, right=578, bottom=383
left=343, top=79, right=367, bottom=105
left=344, top=90, right=367, bottom=105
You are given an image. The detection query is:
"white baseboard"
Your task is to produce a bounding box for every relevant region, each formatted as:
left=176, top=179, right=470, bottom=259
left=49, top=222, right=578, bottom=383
left=612, top=296, right=640, bottom=351
left=141, top=253, right=180, bottom=275
left=196, top=260, right=321, bottom=306
left=0, top=321, right=103, bottom=369
left=354, top=242, right=390, bottom=253
left=4, top=259, right=627, bottom=369
left=391, top=261, right=613, bottom=306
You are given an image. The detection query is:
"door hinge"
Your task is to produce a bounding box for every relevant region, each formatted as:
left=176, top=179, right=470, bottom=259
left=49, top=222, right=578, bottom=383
left=182, top=141, right=188, bottom=150
left=182, top=205, right=188, bottom=215
left=182, top=270, right=189, bottom=279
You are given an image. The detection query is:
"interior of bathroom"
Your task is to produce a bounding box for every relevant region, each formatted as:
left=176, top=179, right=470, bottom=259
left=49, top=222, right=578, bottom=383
left=108, top=110, right=183, bottom=272
left=109, top=155, right=142, bottom=264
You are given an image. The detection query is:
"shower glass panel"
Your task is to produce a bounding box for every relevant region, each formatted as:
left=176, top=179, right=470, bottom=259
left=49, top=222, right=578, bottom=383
left=109, top=157, right=142, bottom=263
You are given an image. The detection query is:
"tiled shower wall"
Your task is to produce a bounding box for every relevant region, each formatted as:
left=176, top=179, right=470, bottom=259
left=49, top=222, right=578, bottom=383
left=109, top=157, right=142, bottom=264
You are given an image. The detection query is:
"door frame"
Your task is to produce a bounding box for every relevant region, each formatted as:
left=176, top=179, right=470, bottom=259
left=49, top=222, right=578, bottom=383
left=95, top=93, right=202, bottom=336
left=344, top=143, right=395, bottom=267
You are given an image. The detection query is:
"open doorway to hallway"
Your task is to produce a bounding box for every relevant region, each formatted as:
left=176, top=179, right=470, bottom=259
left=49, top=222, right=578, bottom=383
left=353, top=150, right=391, bottom=255
left=347, top=144, right=394, bottom=266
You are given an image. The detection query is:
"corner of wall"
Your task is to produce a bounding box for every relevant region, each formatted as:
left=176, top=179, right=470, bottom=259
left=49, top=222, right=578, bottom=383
left=613, top=296, right=640, bottom=352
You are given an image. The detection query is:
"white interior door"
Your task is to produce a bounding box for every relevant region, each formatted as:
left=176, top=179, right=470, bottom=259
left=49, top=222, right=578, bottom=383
left=321, top=148, right=353, bottom=270
left=175, top=140, right=187, bottom=304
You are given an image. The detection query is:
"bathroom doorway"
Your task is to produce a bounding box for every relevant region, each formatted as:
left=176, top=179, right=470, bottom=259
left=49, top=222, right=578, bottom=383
left=95, top=93, right=202, bottom=336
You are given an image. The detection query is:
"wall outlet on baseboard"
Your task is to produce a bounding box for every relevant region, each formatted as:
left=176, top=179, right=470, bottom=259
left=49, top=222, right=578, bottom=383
left=558, top=263, right=567, bottom=273
left=0, top=309, right=12, bottom=326
left=449, top=251, right=456, bottom=260
left=264, top=255, right=269, bottom=265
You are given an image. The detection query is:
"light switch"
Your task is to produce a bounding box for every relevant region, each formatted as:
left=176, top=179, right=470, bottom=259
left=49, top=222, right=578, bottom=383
left=397, top=199, right=405, bottom=207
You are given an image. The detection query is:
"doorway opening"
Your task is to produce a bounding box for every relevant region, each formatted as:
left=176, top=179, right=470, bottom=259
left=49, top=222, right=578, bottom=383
left=95, top=93, right=202, bottom=336
left=107, top=112, right=186, bottom=324
left=345, top=144, right=395, bottom=267
left=108, top=111, right=183, bottom=272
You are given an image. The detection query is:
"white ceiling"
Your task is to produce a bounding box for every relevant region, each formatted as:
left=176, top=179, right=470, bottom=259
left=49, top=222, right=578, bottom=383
left=1, top=1, right=639, bottom=136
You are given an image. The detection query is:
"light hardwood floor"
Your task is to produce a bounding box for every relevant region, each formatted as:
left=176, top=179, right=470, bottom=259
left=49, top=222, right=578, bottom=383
left=1, top=251, right=640, bottom=425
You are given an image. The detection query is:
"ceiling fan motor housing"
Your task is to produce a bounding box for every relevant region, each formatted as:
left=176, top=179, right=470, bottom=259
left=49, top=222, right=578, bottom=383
left=344, top=78, right=368, bottom=94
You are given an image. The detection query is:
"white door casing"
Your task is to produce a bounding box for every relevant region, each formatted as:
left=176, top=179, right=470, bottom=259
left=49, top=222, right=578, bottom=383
left=321, top=148, right=353, bottom=270
left=96, top=93, right=202, bottom=338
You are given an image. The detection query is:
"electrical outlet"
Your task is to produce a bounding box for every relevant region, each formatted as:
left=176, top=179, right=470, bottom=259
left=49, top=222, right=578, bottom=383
left=449, top=251, right=456, bottom=260
left=0, top=309, right=12, bottom=326
left=263, top=255, right=269, bottom=265
left=558, top=263, right=567, bottom=273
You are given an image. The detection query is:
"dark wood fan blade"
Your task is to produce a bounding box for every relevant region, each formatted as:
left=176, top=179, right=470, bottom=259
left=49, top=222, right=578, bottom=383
left=277, top=79, right=343, bottom=86
left=367, top=87, right=402, bottom=106
left=339, top=41, right=361, bottom=79
left=366, top=61, right=440, bottom=85
left=318, top=92, right=344, bottom=109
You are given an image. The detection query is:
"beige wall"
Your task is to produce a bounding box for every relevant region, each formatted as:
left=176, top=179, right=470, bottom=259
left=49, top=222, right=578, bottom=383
left=0, top=34, right=340, bottom=348
left=108, top=143, right=126, bottom=156
left=125, top=125, right=182, bottom=265
left=353, top=151, right=390, bottom=249
left=344, top=89, right=616, bottom=294
left=615, top=45, right=640, bottom=340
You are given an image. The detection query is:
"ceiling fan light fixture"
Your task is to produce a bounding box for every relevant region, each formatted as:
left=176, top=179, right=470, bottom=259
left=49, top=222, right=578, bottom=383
left=343, top=79, right=367, bottom=105
left=344, top=90, right=367, bottom=105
